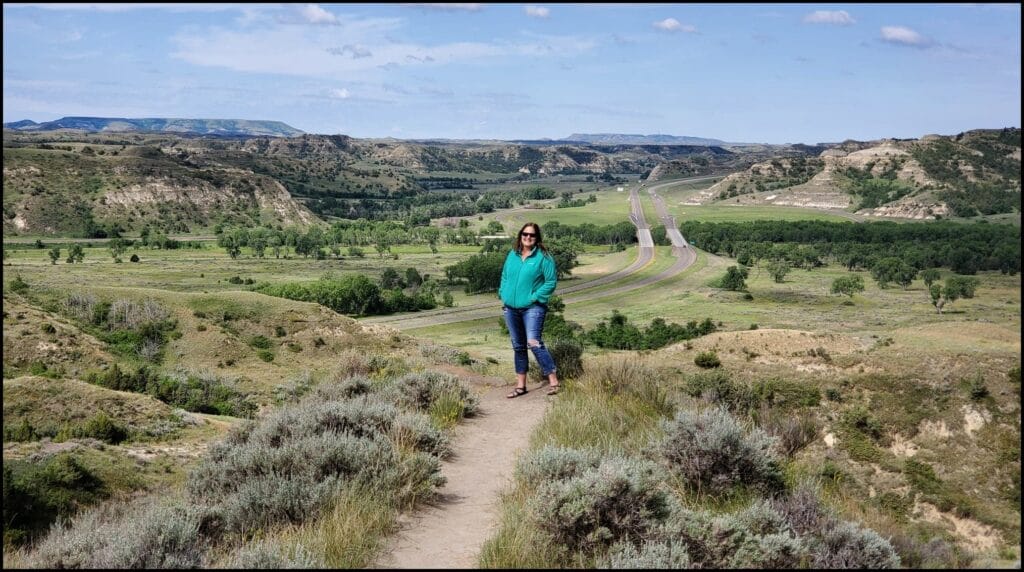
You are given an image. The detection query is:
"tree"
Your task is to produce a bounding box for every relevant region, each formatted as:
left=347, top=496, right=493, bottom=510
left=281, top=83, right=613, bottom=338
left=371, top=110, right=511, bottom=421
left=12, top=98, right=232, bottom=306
left=929, top=276, right=979, bottom=314
left=765, top=259, right=791, bottom=283
left=721, top=265, right=749, bottom=291
left=871, top=257, right=916, bottom=289
left=380, top=267, right=404, bottom=289
left=545, top=237, right=584, bottom=279
left=920, top=268, right=941, bottom=288
left=48, top=247, right=60, bottom=265
left=831, top=275, right=865, bottom=298
left=405, top=267, right=423, bottom=289
left=66, top=244, right=85, bottom=263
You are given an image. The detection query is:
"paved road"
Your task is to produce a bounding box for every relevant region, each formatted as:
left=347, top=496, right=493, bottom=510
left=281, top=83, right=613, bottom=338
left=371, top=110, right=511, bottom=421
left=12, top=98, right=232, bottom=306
left=362, top=181, right=699, bottom=330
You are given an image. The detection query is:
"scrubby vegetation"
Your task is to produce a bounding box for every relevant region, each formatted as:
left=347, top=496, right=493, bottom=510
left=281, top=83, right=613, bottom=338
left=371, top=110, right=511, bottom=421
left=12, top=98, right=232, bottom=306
left=480, top=358, right=908, bottom=568
left=8, top=365, right=478, bottom=567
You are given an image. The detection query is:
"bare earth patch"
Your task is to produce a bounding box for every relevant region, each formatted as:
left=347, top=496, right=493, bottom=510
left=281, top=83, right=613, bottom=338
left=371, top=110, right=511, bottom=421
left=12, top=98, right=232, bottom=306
left=914, top=500, right=1003, bottom=552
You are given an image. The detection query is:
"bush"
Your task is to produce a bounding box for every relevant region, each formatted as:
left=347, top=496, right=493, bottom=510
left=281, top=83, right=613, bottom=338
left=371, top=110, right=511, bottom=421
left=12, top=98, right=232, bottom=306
left=601, top=540, right=692, bottom=568
left=257, top=349, right=274, bottom=362
left=539, top=338, right=584, bottom=380
left=810, top=521, right=900, bottom=568
left=227, top=540, right=325, bottom=569
left=515, top=445, right=602, bottom=485
left=27, top=495, right=209, bottom=568
left=385, top=371, right=479, bottom=418
left=185, top=389, right=448, bottom=533
left=683, top=370, right=758, bottom=412
left=3, top=454, right=108, bottom=548
left=249, top=334, right=272, bottom=349
left=694, top=351, right=721, bottom=369
left=78, top=411, right=129, bottom=444
left=656, top=407, right=783, bottom=494
left=755, top=407, right=819, bottom=457
left=528, top=456, right=670, bottom=554
left=8, top=274, right=30, bottom=294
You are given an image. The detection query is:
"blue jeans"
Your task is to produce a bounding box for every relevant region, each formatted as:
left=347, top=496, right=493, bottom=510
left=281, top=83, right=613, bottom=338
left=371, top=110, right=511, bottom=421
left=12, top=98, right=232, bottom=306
left=503, top=303, right=557, bottom=376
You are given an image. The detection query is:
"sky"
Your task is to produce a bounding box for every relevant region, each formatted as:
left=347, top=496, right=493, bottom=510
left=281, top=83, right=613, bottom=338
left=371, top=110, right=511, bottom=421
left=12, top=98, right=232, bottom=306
left=3, top=3, right=1021, bottom=144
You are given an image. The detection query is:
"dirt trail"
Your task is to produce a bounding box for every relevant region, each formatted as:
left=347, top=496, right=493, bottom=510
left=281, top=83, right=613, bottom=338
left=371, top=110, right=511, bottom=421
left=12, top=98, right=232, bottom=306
left=373, top=384, right=550, bottom=569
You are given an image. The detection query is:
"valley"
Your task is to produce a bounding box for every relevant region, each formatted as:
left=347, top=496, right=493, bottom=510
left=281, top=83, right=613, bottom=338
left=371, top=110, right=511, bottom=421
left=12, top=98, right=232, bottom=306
left=2, top=126, right=1020, bottom=569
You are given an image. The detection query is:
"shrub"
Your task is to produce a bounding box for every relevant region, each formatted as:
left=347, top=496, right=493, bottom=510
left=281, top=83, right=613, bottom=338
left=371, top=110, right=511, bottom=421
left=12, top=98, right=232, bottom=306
left=107, top=298, right=170, bottom=330
left=27, top=495, right=209, bottom=568
left=965, top=374, right=989, bottom=400
left=755, top=407, right=819, bottom=457
left=683, top=370, right=758, bottom=413
left=8, top=274, right=29, bottom=294
left=810, top=521, right=900, bottom=568
left=186, top=389, right=447, bottom=533
left=129, top=254, right=140, bottom=263
left=3, top=454, right=108, bottom=548
left=694, top=351, right=721, bottom=369
left=601, top=540, right=692, bottom=568
left=257, top=349, right=274, bottom=362
left=656, top=407, right=783, bottom=494
left=249, top=334, right=273, bottom=349
left=528, top=456, right=670, bottom=554
left=547, top=338, right=584, bottom=379
left=770, top=483, right=836, bottom=536
left=227, top=540, right=325, bottom=569
left=78, top=411, right=129, bottom=444
left=385, top=371, right=479, bottom=418
left=634, top=500, right=806, bottom=569
left=64, top=292, right=98, bottom=322
left=753, top=378, right=821, bottom=408
left=515, top=446, right=602, bottom=485
left=843, top=405, right=883, bottom=440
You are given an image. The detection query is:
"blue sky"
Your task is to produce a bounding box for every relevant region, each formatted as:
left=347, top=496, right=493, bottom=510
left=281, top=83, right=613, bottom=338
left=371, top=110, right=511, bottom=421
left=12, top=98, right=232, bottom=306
left=3, top=3, right=1020, bottom=144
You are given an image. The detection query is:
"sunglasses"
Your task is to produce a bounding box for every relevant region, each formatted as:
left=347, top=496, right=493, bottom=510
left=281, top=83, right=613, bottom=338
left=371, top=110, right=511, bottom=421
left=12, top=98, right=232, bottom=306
left=520, top=232, right=537, bottom=238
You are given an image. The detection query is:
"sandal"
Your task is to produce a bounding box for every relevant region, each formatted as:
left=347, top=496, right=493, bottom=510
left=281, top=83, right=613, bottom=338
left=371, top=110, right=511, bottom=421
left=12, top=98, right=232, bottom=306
left=546, top=385, right=560, bottom=396
left=506, top=386, right=528, bottom=399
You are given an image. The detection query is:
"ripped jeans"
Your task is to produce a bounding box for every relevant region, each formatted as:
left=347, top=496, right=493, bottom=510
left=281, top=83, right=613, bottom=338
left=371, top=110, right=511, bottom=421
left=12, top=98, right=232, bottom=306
left=503, top=303, right=558, bottom=376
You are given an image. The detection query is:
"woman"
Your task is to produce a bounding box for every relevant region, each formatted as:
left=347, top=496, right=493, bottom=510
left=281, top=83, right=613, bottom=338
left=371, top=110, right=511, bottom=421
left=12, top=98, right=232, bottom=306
left=499, top=222, right=560, bottom=397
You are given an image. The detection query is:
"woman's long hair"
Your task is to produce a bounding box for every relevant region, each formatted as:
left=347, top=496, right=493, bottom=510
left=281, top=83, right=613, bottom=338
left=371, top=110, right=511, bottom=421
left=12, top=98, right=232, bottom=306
left=514, top=222, right=549, bottom=255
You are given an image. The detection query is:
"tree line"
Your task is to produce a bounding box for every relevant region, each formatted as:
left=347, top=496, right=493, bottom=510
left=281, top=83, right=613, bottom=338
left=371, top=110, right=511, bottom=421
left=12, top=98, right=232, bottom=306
left=681, top=220, right=1020, bottom=276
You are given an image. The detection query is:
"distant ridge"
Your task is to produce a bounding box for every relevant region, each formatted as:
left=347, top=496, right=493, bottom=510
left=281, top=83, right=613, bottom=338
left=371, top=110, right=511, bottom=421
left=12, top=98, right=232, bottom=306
left=3, top=117, right=304, bottom=137
left=563, top=133, right=732, bottom=146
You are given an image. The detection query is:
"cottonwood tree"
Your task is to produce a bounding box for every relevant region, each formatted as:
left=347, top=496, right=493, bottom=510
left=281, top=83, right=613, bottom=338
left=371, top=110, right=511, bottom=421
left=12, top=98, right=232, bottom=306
left=721, top=265, right=749, bottom=291
left=48, top=247, right=60, bottom=265
left=66, top=244, right=85, bottom=263
left=108, top=238, right=126, bottom=263
left=831, top=275, right=865, bottom=298
left=871, top=257, right=916, bottom=289
left=765, top=259, right=791, bottom=283
left=920, top=268, right=942, bottom=288
left=929, top=276, right=979, bottom=314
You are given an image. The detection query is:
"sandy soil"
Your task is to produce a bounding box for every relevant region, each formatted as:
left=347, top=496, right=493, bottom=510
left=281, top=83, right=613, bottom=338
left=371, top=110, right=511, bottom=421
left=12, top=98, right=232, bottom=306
left=372, top=383, right=550, bottom=569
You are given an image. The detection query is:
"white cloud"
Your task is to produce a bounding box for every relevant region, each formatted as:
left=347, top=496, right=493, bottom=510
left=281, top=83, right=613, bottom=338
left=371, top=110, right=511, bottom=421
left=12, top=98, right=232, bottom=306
left=525, top=6, right=550, bottom=19
left=802, top=10, right=855, bottom=26
left=299, top=4, right=338, bottom=25
left=880, top=25, right=929, bottom=47
left=402, top=3, right=483, bottom=12
left=329, top=88, right=350, bottom=99
left=172, top=21, right=595, bottom=78
left=653, top=18, right=696, bottom=33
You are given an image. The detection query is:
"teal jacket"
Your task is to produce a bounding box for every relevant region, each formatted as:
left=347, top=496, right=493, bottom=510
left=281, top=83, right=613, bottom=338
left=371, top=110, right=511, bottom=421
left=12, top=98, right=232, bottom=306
left=499, top=248, right=558, bottom=308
